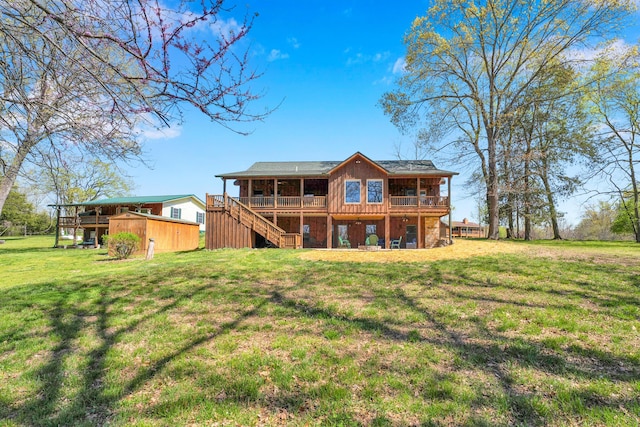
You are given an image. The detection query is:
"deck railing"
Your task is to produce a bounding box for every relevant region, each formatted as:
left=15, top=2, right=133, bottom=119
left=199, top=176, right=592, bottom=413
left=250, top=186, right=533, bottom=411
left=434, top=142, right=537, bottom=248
left=390, top=196, right=449, bottom=208
left=78, top=215, right=110, bottom=225
left=237, top=195, right=327, bottom=209
left=59, top=216, right=80, bottom=227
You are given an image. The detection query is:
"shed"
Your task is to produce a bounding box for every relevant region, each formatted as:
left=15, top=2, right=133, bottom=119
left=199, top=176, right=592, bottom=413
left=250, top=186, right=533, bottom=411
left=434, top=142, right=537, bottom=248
left=108, top=211, right=200, bottom=255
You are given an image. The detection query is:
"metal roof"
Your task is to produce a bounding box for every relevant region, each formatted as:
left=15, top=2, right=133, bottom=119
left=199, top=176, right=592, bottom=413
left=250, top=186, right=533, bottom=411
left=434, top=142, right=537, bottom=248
left=49, top=194, right=204, bottom=208
left=217, top=156, right=458, bottom=179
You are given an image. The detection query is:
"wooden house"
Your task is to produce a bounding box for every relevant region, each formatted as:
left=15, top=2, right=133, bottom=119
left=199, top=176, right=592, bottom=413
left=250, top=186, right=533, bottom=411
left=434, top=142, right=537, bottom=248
left=206, top=152, right=458, bottom=249
left=51, top=194, right=205, bottom=248
left=108, top=212, right=200, bottom=255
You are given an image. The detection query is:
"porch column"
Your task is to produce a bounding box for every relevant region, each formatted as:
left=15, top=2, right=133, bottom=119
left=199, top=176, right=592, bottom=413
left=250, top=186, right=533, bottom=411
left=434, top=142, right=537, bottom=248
left=417, top=178, right=421, bottom=207
left=300, top=179, right=304, bottom=207
left=326, top=215, right=332, bottom=249
left=54, top=206, right=61, bottom=248
left=223, top=178, right=227, bottom=194
left=448, top=177, right=453, bottom=244
left=94, top=226, right=99, bottom=248
left=274, top=178, right=278, bottom=208
left=300, top=212, right=304, bottom=248
left=418, top=212, right=422, bottom=249
left=72, top=206, right=78, bottom=246
left=384, top=214, right=390, bottom=249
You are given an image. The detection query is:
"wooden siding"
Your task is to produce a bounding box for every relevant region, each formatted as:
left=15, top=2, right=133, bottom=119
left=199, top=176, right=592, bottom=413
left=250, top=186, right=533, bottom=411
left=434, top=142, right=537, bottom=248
left=108, top=213, right=199, bottom=255
left=327, top=155, right=388, bottom=215
left=206, top=210, right=253, bottom=249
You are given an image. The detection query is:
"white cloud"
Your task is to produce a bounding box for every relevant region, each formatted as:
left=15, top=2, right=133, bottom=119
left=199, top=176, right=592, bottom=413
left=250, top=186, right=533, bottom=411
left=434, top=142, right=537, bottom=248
left=564, top=39, right=632, bottom=64
left=267, top=49, right=290, bottom=62
left=346, top=51, right=390, bottom=66
left=209, top=17, right=244, bottom=39
left=392, top=57, right=407, bottom=74
left=287, top=37, right=301, bottom=49
left=137, top=122, right=183, bottom=140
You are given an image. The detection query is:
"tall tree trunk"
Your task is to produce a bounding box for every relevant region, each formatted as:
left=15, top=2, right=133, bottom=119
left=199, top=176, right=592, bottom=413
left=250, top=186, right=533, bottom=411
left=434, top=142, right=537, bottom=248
left=540, top=170, right=562, bottom=240
left=487, top=136, right=500, bottom=239
left=0, top=137, right=37, bottom=215
left=523, top=140, right=532, bottom=241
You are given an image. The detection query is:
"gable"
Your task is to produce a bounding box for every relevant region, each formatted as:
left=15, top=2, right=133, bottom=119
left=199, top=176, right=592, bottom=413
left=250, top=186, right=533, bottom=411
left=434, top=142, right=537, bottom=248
left=327, top=152, right=389, bottom=177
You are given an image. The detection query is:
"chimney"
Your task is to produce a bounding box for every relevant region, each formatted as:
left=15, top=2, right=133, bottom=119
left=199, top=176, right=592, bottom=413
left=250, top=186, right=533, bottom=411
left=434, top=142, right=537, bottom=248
left=463, top=218, right=468, bottom=224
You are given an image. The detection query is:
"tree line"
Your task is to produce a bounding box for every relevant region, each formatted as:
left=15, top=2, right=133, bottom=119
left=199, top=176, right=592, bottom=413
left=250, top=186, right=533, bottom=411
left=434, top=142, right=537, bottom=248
left=381, top=0, right=640, bottom=243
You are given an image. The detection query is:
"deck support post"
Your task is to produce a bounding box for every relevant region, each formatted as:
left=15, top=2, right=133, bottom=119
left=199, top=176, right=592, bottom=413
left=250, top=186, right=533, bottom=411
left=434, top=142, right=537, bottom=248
left=384, top=214, right=390, bottom=249
left=54, top=206, right=61, bottom=248
left=418, top=212, right=422, bottom=249
left=327, top=215, right=332, bottom=249
left=73, top=206, right=79, bottom=246
left=448, top=177, right=453, bottom=245
left=299, top=211, right=304, bottom=248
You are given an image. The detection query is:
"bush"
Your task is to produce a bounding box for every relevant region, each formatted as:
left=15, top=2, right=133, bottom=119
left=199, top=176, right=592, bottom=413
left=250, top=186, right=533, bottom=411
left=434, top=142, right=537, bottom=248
left=108, top=232, right=141, bottom=259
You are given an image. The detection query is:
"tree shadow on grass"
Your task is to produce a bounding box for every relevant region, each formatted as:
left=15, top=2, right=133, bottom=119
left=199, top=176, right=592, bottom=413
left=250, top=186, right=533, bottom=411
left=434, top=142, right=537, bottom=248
left=266, top=269, right=640, bottom=426
left=2, top=256, right=639, bottom=426
left=3, top=267, right=270, bottom=426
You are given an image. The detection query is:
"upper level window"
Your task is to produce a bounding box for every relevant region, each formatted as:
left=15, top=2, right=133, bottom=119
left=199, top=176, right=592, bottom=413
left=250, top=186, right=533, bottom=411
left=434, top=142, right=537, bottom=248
left=196, top=212, right=205, bottom=224
left=170, top=207, right=182, bottom=219
left=367, top=179, right=383, bottom=204
left=345, top=180, right=361, bottom=204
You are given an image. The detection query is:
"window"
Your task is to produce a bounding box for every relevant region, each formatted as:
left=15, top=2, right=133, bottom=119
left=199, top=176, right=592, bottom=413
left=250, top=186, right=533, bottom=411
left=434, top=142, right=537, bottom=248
left=196, top=212, right=204, bottom=224
left=366, top=224, right=377, bottom=235
left=345, top=180, right=361, bottom=204
left=303, top=224, right=311, bottom=235
left=170, top=207, right=182, bottom=219
left=367, top=179, right=383, bottom=203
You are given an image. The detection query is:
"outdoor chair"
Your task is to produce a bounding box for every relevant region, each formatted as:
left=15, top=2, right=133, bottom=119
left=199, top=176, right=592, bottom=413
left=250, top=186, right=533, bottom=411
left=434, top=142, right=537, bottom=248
left=390, top=236, right=402, bottom=249
left=338, top=236, right=351, bottom=248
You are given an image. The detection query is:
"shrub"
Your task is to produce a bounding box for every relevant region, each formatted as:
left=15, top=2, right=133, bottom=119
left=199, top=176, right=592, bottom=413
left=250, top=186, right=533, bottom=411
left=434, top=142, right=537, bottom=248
left=108, top=232, right=141, bottom=259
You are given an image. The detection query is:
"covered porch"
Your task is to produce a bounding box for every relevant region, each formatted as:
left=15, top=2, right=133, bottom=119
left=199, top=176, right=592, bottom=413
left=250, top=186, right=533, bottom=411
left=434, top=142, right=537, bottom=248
left=329, top=214, right=450, bottom=249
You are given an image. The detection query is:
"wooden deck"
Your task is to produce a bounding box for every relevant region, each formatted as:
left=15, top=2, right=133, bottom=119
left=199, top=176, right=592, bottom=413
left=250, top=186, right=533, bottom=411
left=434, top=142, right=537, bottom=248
left=206, top=194, right=301, bottom=249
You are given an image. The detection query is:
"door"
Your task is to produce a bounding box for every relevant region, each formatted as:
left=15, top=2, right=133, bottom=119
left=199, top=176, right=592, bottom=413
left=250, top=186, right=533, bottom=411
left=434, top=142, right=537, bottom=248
left=406, top=225, right=417, bottom=249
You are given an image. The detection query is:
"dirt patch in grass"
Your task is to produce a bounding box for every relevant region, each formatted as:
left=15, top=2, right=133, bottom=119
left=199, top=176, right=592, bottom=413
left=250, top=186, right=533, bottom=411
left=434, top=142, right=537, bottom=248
left=298, top=239, right=529, bottom=263
left=298, top=239, right=640, bottom=265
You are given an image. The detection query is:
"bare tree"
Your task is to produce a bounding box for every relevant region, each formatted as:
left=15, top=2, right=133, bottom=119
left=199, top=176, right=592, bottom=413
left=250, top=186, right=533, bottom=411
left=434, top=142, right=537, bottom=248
left=0, top=0, right=265, bottom=216
left=380, top=0, right=633, bottom=239
left=588, top=47, right=640, bottom=242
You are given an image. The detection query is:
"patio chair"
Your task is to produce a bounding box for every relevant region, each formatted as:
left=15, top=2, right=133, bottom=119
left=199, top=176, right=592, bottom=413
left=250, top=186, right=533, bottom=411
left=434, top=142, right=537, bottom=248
left=338, top=236, right=351, bottom=248
left=390, top=236, right=402, bottom=249
left=367, top=234, right=379, bottom=246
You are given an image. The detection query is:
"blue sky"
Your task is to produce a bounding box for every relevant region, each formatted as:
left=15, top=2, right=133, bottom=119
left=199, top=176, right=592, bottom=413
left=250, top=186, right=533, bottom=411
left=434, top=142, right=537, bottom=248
left=124, top=1, right=639, bottom=226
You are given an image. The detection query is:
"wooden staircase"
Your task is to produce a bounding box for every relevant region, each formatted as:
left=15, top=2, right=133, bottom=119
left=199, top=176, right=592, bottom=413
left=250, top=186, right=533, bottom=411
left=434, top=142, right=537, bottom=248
left=206, top=194, right=301, bottom=249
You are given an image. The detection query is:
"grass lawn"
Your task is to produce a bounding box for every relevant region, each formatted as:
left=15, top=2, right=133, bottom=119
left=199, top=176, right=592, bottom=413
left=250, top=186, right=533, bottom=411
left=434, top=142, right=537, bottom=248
left=0, top=236, right=638, bottom=426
